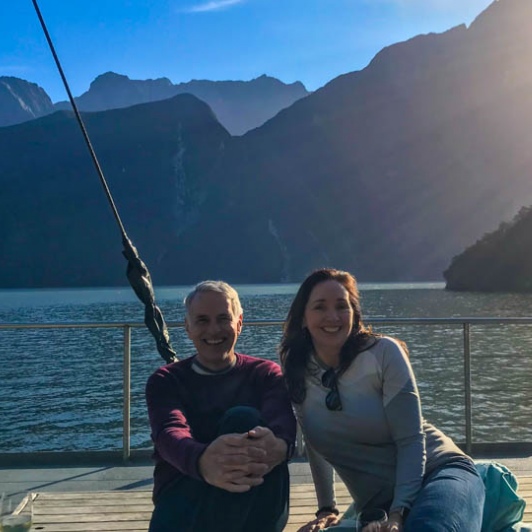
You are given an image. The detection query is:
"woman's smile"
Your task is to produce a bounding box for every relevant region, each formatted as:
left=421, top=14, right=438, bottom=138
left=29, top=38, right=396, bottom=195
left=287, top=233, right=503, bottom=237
left=303, top=279, right=354, bottom=365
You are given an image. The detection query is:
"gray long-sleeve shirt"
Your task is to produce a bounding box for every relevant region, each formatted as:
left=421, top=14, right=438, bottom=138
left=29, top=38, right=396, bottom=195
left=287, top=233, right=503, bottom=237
left=294, top=336, right=465, bottom=513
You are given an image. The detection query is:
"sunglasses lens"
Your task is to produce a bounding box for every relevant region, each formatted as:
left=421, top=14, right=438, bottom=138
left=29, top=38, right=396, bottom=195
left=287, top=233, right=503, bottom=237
left=326, top=389, right=342, bottom=411
left=322, top=368, right=342, bottom=410
left=321, top=368, right=335, bottom=388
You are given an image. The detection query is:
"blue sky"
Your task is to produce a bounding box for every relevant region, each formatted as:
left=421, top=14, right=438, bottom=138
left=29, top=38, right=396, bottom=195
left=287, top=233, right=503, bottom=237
left=2, top=0, right=493, bottom=103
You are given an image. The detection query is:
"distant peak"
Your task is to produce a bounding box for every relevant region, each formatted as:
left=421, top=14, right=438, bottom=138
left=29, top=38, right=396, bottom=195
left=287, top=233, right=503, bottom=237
left=89, top=72, right=130, bottom=88
left=95, top=71, right=129, bottom=81
left=89, top=72, right=173, bottom=88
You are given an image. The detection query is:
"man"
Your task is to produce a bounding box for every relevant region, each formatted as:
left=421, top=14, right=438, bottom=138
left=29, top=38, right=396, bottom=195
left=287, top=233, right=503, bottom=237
left=146, top=280, right=297, bottom=532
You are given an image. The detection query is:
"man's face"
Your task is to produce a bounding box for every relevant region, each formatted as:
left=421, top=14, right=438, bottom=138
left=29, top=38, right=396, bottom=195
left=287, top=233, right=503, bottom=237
left=185, top=290, right=242, bottom=371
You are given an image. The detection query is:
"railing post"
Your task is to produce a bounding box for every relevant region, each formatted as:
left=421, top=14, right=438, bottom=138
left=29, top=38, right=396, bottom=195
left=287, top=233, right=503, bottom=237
left=463, top=323, right=472, bottom=455
left=123, top=325, right=132, bottom=462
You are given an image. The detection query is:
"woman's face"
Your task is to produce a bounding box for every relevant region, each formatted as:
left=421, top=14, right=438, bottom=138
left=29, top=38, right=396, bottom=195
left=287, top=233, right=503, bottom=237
left=303, top=279, right=354, bottom=359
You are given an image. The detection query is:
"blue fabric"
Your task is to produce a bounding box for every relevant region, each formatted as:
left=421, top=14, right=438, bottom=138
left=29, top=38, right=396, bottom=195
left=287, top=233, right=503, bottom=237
left=475, top=461, right=526, bottom=532
left=404, top=460, right=485, bottom=531
left=319, top=460, right=527, bottom=532
left=324, top=460, right=485, bottom=531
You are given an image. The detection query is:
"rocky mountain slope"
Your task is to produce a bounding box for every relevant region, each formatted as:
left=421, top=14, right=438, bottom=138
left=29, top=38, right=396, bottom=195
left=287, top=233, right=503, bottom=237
left=0, top=77, right=54, bottom=127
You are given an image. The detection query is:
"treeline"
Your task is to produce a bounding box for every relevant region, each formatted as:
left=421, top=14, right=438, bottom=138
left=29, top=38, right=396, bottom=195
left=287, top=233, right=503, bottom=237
left=444, top=205, right=532, bottom=292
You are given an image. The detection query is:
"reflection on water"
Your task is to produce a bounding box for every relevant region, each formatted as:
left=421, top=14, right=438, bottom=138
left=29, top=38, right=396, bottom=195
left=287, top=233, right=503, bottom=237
left=1, top=285, right=532, bottom=452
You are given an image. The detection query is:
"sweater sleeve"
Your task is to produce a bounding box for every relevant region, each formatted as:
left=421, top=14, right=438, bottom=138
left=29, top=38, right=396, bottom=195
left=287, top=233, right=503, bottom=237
left=257, top=361, right=297, bottom=448
left=306, top=439, right=337, bottom=509
left=145, top=367, right=208, bottom=480
left=381, top=338, right=426, bottom=512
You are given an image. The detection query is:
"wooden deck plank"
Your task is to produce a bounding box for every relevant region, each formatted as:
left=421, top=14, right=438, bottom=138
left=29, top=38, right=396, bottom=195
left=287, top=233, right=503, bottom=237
left=30, top=474, right=532, bottom=532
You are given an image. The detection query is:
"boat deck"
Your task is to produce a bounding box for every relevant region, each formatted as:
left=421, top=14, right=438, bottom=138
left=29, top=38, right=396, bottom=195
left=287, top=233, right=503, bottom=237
left=2, top=457, right=532, bottom=531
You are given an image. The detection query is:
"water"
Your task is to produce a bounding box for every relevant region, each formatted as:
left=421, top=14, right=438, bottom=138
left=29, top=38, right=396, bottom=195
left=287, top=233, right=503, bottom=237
left=1, top=283, right=532, bottom=453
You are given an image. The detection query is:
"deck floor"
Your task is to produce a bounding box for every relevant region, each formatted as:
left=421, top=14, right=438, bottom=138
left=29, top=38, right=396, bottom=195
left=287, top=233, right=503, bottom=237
left=23, top=465, right=532, bottom=531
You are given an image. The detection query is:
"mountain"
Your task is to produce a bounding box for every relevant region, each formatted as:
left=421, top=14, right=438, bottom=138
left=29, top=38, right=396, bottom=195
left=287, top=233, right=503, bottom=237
left=0, top=73, right=309, bottom=135
left=183, top=0, right=532, bottom=283
left=53, top=73, right=310, bottom=135
left=1, top=0, right=532, bottom=288
left=444, top=206, right=532, bottom=292
left=0, top=94, right=230, bottom=287
left=0, top=77, right=54, bottom=127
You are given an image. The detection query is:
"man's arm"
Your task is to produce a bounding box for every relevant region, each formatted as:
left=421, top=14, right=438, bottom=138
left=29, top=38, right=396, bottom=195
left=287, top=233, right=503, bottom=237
left=256, top=360, right=297, bottom=453
left=147, top=365, right=276, bottom=491
left=146, top=368, right=208, bottom=480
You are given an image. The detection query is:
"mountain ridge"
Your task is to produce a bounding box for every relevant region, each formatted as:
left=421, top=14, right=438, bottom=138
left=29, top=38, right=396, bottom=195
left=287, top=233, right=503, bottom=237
left=0, top=73, right=309, bottom=135
left=1, top=0, right=531, bottom=289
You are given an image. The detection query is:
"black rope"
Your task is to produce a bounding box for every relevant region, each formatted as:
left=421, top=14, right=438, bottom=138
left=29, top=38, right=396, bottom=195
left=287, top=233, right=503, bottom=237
left=31, top=0, right=127, bottom=239
left=32, top=0, right=178, bottom=363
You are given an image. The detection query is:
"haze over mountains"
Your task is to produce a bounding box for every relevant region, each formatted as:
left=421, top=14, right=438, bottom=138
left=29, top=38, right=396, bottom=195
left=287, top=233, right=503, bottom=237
left=0, top=73, right=309, bottom=135
left=1, top=0, right=531, bottom=289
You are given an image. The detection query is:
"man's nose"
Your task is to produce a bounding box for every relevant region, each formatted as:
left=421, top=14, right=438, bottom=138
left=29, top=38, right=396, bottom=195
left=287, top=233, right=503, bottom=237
left=207, top=320, right=222, bottom=333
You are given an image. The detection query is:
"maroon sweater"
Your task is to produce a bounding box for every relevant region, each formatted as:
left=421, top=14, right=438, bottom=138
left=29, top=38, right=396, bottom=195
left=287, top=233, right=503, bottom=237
left=146, top=353, right=297, bottom=501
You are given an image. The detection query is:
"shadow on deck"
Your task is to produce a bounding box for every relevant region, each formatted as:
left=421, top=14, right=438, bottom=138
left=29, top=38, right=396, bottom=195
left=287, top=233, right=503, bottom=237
left=1, top=459, right=528, bottom=531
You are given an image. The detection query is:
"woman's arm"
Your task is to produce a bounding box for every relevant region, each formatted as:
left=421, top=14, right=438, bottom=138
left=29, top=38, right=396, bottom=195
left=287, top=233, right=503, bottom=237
left=381, top=338, right=426, bottom=513
left=307, top=440, right=336, bottom=509
left=295, top=438, right=341, bottom=532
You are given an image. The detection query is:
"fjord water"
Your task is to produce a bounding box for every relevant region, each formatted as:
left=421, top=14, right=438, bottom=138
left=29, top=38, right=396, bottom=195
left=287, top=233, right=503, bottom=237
left=1, top=283, right=532, bottom=453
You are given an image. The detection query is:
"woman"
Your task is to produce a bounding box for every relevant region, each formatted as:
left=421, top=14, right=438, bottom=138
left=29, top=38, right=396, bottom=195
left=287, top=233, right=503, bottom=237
left=280, top=268, right=485, bottom=531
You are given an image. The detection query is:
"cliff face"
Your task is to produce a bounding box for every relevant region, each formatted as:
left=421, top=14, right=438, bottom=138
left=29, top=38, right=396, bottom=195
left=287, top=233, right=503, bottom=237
left=0, top=95, right=230, bottom=288
left=0, top=77, right=54, bottom=127
left=1, top=0, right=532, bottom=288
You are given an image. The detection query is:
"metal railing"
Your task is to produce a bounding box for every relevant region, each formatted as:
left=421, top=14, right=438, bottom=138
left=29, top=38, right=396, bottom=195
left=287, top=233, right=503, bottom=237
left=2, top=317, right=532, bottom=462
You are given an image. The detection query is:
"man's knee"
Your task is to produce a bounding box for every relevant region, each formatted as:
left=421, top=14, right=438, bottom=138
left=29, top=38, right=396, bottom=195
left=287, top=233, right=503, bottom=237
left=217, top=406, right=263, bottom=435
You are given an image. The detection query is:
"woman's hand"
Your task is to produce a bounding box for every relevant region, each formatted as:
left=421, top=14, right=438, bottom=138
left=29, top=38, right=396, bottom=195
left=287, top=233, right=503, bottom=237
left=383, top=512, right=403, bottom=532
left=296, top=511, right=340, bottom=532
left=359, top=513, right=403, bottom=532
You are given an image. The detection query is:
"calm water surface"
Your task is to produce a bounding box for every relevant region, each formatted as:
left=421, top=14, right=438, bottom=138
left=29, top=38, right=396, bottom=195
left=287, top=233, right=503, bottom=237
left=1, top=283, right=532, bottom=452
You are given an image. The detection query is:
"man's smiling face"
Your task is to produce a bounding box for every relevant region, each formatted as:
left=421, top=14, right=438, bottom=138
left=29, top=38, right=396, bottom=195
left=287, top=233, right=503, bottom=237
left=185, top=290, right=243, bottom=371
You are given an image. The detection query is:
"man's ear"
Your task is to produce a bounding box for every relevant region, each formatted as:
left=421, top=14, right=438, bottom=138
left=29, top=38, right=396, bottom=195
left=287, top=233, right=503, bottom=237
left=184, top=317, right=191, bottom=337
left=236, top=314, right=243, bottom=335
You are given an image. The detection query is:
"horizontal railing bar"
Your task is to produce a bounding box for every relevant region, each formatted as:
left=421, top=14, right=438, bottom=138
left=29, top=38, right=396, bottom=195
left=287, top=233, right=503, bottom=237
left=2, top=317, right=532, bottom=461
left=2, top=317, right=532, bottom=330
left=3, top=441, right=532, bottom=467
